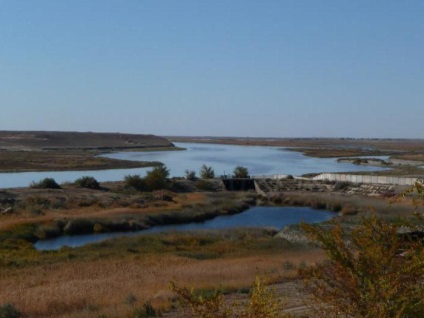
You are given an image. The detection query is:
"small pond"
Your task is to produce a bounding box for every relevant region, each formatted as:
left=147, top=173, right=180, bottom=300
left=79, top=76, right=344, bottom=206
left=34, top=206, right=334, bottom=250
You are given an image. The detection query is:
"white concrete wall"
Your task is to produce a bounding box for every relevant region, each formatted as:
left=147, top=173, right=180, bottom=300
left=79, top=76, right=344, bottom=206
left=252, top=174, right=290, bottom=180
left=312, top=173, right=422, bottom=186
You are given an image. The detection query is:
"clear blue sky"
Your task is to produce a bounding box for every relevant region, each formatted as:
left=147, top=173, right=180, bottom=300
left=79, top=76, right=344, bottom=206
left=1, top=1, right=423, bottom=138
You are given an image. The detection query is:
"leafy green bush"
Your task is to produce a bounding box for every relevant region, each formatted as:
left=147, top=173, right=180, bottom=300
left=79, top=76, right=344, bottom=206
left=30, top=178, right=61, bottom=189
left=124, top=174, right=148, bottom=191
left=185, top=170, right=197, bottom=181
left=74, top=176, right=100, bottom=189
left=125, top=166, right=170, bottom=192
left=300, top=215, right=424, bottom=317
left=144, top=166, right=170, bottom=191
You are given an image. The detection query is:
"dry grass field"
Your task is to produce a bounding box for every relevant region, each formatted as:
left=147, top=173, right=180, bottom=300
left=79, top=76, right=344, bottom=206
left=1, top=245, right=324, bottom=317
left=0, top=170, right=421, bottom=316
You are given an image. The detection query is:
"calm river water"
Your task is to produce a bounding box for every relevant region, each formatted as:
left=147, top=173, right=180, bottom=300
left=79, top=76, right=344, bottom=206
left=34, top=206, right=334, bottom=250
left=1, top=143, right=387, bottom=188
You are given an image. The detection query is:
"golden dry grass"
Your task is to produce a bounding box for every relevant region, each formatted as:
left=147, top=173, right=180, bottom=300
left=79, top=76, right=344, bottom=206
left=0, top=250, right=325, bottom=317
left=0, top=192, right=207, bottom=232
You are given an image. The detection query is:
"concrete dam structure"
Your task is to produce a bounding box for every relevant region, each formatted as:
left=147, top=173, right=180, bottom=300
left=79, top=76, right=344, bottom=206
left=222, top=178, right=256, bottom=191
left=251, top=173, right=422, bottom=186
left=312, top=173, right=422, bottom=186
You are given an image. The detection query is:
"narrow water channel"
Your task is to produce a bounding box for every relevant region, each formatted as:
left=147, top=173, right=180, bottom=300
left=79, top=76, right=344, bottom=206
left=34, top=206, right=334, bottom=250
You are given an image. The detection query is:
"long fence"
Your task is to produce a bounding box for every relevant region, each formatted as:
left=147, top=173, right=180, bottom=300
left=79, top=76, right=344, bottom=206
left=312, top=173, right=422, bottom=186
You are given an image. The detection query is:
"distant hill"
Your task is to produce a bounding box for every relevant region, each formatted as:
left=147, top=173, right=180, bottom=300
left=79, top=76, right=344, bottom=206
left=0, top=131, right=174, bottom=151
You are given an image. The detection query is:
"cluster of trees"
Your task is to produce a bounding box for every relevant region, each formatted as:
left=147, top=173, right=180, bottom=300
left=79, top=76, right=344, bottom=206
left=30, top=176, right=101, bottom=190
left=185, top=165, right=250, bottom=180
left=184, top=165, right=216, bottom=180
left=29, top=164, right=252, bottom=192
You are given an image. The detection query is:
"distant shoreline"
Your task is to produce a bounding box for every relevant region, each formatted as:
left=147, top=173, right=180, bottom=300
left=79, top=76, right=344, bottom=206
left=0, top=131, right=176, bottom=172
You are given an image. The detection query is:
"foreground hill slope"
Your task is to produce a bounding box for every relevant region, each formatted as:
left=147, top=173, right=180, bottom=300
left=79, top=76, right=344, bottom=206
left=0, top=131, right=174, bottom=151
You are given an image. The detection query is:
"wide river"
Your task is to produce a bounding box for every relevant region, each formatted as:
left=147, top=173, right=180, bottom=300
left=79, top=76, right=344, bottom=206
left=0, top=142, right=387, bottom=188
left=34, top=206, right=334, bottom=250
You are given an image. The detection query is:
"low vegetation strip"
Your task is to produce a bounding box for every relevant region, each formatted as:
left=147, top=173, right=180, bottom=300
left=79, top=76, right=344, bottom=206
left=0, top=131, right=173, bottom=150
left=0, top=150, right=163, bottom=172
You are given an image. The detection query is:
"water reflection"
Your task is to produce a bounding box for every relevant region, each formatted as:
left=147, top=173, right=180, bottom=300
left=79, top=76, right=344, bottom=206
left=34, top=206, right=334, bottom=250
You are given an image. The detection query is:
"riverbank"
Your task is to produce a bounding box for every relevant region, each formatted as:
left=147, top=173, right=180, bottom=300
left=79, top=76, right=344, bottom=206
left=168, top=136, right=424, bottom=162
left=0, top=150, right=167, bottom=173
left=0, top=181, right=254, bottom=242
left=0, top=177, right=420, bottom=317
left=0, top=131, right=177, bottom=172
left=1, top=177, right=418, bottom=244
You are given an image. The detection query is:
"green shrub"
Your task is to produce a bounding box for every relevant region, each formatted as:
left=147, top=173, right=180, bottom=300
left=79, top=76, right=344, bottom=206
left=0, top=303, right=21, bottom=318
left=74, top=176, right=100, bottom=189
left=124, top=174, right=148, bottom=191
left=300, top=215, right=424, bottom=317
left=144, top=166, right=169, bottom=191
left=195, top=180, right=217, bottom=191
left=30, top=178, right=61, bottom=189
left=233, top=166, right=249, bottom=178
left=185, top=170, right=197, bottom=181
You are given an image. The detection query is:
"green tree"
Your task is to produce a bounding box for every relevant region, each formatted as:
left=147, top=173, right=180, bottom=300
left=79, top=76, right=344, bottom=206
left=300, top=215, right=424, bottom=318
left=144, top=165, right=170, bottom=190
left=233, top=166, right=249, bottom=178
left=199, top=165, right=215, bottom=179
left=185, top=170, right=197, bottom=181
